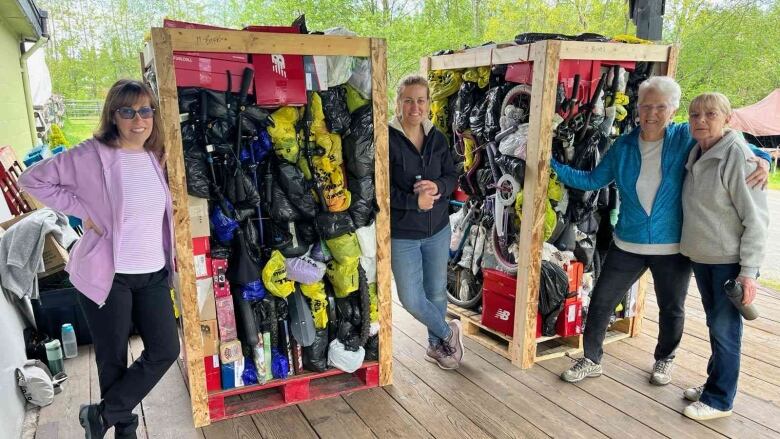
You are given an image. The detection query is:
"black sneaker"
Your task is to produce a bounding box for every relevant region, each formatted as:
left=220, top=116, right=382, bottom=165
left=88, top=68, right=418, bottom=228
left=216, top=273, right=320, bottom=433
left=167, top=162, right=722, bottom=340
left=115, top=414, right=139, bottom=439
left=79, top=404, right=108, bottom=439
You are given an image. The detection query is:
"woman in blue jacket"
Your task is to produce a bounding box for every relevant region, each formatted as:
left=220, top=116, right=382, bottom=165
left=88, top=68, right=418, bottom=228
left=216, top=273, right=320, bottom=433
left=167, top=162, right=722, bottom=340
left=554, top=76, right=769, bottom=385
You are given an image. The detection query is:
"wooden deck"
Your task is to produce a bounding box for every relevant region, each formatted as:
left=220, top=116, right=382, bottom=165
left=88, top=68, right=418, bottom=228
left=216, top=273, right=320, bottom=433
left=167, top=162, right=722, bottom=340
left=35, top=279, right=780, bottom=438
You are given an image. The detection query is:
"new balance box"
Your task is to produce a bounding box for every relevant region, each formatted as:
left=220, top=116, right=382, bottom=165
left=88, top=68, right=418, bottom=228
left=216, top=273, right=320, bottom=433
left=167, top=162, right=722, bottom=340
left=215, top=296, right=237, bottom=342
left=245, top=26, right=306, bottom=107
left=200, top=320, right=218, bottom=357
left=173, top=54, right=254, bottom=94
left=192, top=236, right=210, bottom=256
left=163, top=19, right=248, bottom=62
left=481, top=269, right=517, bottom=337
left=204, top=355, right=221, bottom=392
left=32, top=287, right=92, bottom=345
left=211, top=259, right=231, bottom=298
left=197, top=278, right=216, bottom=321
left=563, top=261, right=584, bottom=295
left=555, top=296, right=583, bottom=337
left=188, top=196, right=210, bottom=238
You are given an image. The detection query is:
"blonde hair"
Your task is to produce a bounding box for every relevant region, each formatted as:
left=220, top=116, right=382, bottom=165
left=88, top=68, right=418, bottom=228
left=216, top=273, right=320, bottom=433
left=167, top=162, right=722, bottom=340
left=395, top=74, right=429, bottom=115
left=688, top=92, right=732, bottom=116
left=638, top=76, right=681, bottom=110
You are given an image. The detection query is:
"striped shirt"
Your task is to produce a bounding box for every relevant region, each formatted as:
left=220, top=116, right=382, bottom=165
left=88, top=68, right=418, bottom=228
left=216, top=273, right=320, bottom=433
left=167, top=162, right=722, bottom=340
left=114, top=149, right=167, bottom=274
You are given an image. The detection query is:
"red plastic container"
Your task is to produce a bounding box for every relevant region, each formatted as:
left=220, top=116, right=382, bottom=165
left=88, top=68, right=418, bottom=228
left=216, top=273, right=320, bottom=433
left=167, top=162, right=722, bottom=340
left=563, top=261, right=584, bottom=294
left=163, top=19, right=248, bottom=62
left=555, top=296, right=583, bottom=337
left=192, top=236, right=210, bottom=256
left=481, top=269, right=518, bottom=337
left=172, top=54, right=254, bottom=93
left=453, top=185, right=469, bottom=202
left=245, top=26, right=306, bottom=107
left=204, top=354, right=222, bottom=392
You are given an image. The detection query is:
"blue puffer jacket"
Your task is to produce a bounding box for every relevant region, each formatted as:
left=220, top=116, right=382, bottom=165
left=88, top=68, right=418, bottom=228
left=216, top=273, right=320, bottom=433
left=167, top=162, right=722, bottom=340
left=551, top=123, right=769, bottom=245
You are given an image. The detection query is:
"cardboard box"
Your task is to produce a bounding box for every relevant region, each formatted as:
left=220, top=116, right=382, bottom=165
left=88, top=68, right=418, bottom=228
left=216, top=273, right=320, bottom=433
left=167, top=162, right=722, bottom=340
left=196, top=278, right=216, bottom=321
left=221, top=356, right=245, bottom=390
left=188, top=196, right=210, bottom=238
left=173, top=54, right=255, bottom=94
left=245, top=25, right=306, bottom=107
left=164, top=19, right=248, bottom=62
left=219, top=339, right=242, bottom=364
left=204, top=354, right=222, bottom=391
left=194, top=254, right=212, bottom=280
left=211, top=258, right=231, bottom=298
left=192, top=236, right=210, bottom=256
left=555, top=297, right=583, bottom=337
left=0, top=211, right=69, bottom=278
left=200, top=320, right=218, bottom=357
left=215, top=296, right=237, bottom=341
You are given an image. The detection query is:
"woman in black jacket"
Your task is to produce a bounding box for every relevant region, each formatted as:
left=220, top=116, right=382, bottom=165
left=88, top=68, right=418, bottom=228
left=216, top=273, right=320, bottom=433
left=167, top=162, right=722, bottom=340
left=390, top=75, right=464, bottom=369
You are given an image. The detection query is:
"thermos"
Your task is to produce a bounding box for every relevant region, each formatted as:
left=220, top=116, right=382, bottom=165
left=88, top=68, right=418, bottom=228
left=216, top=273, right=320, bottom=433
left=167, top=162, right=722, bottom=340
left=61, top=323, right=78, bottom=359
left=45, top=340, right=64, bottom=375
left=724, top=279, right=760, bottom=320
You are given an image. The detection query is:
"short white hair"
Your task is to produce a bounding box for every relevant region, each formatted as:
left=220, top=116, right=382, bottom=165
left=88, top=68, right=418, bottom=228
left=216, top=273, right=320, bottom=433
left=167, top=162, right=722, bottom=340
left=638, top=76, right=681, bottom=110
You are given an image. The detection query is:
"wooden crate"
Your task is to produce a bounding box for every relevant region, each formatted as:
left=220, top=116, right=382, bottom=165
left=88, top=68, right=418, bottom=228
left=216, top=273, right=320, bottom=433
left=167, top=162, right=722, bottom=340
left=142, top=27, right=391, bottom=428
left=422, top=40, right=676, bottom=369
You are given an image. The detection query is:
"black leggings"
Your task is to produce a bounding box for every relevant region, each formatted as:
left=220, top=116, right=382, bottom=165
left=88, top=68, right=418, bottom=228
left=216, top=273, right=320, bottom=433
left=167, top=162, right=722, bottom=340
left=583, top=244, right=692, bottom=364
left=78, top=268, right=180, bottom=426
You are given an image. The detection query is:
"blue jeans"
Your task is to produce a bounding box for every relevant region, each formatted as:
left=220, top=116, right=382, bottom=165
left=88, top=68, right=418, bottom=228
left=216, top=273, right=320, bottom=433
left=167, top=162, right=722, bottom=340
left=392, top=225, right=452, bottom=346
left=691, top=262, right=743, bottom=411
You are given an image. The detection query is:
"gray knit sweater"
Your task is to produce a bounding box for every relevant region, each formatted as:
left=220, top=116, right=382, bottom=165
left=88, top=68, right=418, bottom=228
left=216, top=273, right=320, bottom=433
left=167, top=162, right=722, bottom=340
left=680, top=129, right=769, bottom=278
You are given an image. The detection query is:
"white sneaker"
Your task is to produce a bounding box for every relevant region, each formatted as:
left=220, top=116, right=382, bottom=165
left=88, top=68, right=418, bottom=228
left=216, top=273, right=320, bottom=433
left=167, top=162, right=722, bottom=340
left=560, top=358, right=602, bottom=383
left=683, top=401, right=732, bottom=420
left=683, top=385, right=705, bottom=402
left=650, top=358, right=674, bottom=385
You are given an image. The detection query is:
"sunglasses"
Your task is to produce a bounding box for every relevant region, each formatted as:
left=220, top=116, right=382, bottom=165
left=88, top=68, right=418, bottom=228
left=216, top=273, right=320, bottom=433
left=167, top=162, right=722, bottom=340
left=115, top=106, right=155, bottom=120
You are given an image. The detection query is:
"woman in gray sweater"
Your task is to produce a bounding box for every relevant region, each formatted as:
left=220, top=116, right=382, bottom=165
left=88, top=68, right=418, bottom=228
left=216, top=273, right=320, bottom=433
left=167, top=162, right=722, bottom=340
left=680, top=92, right=769, bottom=421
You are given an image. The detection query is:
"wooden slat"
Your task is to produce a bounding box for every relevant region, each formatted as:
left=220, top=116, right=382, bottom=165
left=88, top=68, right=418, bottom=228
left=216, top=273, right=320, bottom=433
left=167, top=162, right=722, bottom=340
left=164, top=28, right=371, bottom=56
left=297, top=396, right=375, bottom=439
left=35, top=345, right=92, bottom=439
left=250, top=406, right=318, bottom=438
left=490, top=44, right=532, bottom=65
left=418, top=56, right=431, bottom=77
left=558, top=41, right=671, bottom=61
left=344, top=387, right=434, bottom=439
left=149, top=27, right=209, bottom=428
left=512, top=40, right=561, bottom=369
left=428, top=48, right=494, bottom=71
left=371, top=37, right=393, bottom=387
left=664, top=45, right=680, bottom=77
left=630, top=274, right=649, bottom=336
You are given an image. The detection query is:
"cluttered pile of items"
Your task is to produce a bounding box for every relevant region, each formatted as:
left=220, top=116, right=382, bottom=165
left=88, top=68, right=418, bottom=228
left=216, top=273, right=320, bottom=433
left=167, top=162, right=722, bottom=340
left=156, top=18, right=380, bottom=391
left=434, top=33, right=651, bottom=338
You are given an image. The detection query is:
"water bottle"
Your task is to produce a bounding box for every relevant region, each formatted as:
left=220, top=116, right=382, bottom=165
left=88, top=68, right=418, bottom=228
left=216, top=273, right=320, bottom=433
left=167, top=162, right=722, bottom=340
left=45, top=340, right=64, bottom=375
left=724, top=279, right=760, bottom=320
left=61, top=323, right=78, bottom=359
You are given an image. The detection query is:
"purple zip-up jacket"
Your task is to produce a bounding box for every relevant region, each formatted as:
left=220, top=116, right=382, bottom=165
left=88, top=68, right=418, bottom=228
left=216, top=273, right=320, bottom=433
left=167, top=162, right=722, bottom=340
left=19, top=138, right=175, bottom=306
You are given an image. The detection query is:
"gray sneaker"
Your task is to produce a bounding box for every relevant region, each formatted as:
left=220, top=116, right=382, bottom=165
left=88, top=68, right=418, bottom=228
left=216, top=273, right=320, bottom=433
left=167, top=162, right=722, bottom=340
left=683, top=401, right=732, bottom=420
left=650, top=358, right=674, bottom=385
left=445, top=320, right=464, bottom=364
left=424, top=343, right=440, bottom=363
left=684, top=385, right=705, bottom=402
left=426, top=343, right=459, bottom=370
left=560, top=358, right=602, bottom=383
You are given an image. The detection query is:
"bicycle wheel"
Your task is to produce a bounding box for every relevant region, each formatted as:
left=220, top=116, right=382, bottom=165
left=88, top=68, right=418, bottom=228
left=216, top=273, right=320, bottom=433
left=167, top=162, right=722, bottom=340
left=491, top=225, right=518, bottom=276
left=447, top=263, right=483, bottom=309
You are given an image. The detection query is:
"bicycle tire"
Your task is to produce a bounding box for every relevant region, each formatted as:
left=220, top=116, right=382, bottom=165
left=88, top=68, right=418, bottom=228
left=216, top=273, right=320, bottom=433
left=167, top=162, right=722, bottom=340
left=491, top=225, right=518, bottom=275
left=447, top=264, right=483, bottom=309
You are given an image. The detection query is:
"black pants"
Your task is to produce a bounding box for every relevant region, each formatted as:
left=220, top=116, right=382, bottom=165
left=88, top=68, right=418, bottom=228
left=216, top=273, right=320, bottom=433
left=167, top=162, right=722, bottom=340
left=583, top=244, right=692, bottom=364
left=78, top=268, right=180, bottom=426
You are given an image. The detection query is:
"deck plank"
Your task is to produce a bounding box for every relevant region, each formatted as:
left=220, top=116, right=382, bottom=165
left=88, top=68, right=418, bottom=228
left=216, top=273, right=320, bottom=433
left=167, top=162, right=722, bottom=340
left=297, top=396, right=377, bottom=439
left=35, top=345, right=91, bottom=439
left=250, top=406, right=318, bottom=438
left=343, top=387, right=434, bottom=439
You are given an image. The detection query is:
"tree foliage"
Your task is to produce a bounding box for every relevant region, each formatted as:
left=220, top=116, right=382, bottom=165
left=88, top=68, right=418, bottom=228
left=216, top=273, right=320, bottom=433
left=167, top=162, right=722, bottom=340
left=40, top=0, right=780, bottom=112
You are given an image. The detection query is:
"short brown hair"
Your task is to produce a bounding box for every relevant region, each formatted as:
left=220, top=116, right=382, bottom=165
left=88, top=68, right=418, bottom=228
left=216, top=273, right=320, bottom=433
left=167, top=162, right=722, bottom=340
left=688, top=92, right=732, bottom=117
left=94, top=79, right=164, bottom=154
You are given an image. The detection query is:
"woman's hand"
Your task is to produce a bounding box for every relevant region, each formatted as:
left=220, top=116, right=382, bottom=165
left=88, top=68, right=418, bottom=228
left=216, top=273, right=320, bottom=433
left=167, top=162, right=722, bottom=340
left=413, top=179, right=439, bottom=196
left=418, top=191, right=441, bottom=210
left=736, top=276, right=757, bottom=305
left=746, top=157, right=769, bottom=190
left=84, top=218, right=104, bottom=236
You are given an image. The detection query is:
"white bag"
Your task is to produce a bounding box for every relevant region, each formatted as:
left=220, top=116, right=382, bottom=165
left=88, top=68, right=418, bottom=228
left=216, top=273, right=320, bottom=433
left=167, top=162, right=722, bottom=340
left=348, top=58, right=372, bottom=99
left=355, top=223, right=377, bottom=258
left=327, top=339, right=365, bottom=373
left=324, top=27, right=357, bottom=87
left=15, top=359, right=67, bottom=407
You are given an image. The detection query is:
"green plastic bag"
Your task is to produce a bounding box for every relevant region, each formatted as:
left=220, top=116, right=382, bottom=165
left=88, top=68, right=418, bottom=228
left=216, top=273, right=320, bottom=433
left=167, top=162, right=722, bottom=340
left=326, top=257, right=360, bottom=298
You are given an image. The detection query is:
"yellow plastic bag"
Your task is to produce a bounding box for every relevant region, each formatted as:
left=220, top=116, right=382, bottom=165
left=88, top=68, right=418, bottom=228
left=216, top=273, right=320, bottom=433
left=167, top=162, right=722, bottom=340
left=430, top=99, right=450, bottom=136
left=463, top=136, right=475, bottom=171
left=301, top=281, right=329, bottom=329
left=514, top=191, right=557, bottom=242
left=462, top=66, right=490, bottom=89
left=268, top=107, right=301, bottom=163
left=326, top=257, right=360, bottom=298
left=345, top=83, right=369, bottom=113
left=368, top=283, right=378, bottom=323
left=547, top=173, right=564, bottom=202
left=429, top=69, right=463, bottom=101
left=325, top=232, right=361, bottom=264
left=315, top=166, right=351, bottom=212
left=262, top=250, right=295, bottom=298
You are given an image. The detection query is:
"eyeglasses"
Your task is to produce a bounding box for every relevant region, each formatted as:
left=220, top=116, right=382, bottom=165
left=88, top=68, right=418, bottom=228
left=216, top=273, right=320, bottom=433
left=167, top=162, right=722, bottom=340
left=115, top=106, right=155, bottom=120
left=638, top=104, right=670, bottom=113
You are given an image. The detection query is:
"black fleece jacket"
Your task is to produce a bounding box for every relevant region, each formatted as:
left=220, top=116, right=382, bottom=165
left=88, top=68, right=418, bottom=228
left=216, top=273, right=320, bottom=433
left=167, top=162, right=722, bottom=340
left=389, top=119, right=458, bottom=239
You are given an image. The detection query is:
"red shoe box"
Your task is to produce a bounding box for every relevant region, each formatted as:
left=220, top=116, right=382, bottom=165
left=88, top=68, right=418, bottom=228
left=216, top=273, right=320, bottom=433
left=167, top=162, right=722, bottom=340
left=211, top=258, right=231, bottom=298
left=555, top=296, right=583, bottom=337
left=204, top=354, right=222, bottom=392
left=481, top=269, right=517, bottom=337
left=173, top=54, right=254, bottom=94
left=192, top=236, right=210, bottom=256
left=215, top=296, right=237, bottom=342
left=563, top=261, right=584, bottom=294
left=245, top=26, right=306, bottom=107
left=163, top=19, right=248, bottom=62
left=194, top=255, right=212, bottom=280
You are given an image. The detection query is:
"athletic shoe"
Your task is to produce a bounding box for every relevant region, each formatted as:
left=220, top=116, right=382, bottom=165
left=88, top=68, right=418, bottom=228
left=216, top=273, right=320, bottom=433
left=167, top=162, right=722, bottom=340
left=683, top=401, right=732, bottom=420
left=79, top=404, right=108, bottom=439
left=560, top=357, right=603, bottom=383
left=650, top=358, right=674, bottom=385
left=683, top=385, right=705, bottom=402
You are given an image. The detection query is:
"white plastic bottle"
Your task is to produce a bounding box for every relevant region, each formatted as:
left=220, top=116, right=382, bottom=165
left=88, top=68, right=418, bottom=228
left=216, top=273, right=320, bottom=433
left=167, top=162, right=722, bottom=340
left=61, top=323, right=78, bottom=359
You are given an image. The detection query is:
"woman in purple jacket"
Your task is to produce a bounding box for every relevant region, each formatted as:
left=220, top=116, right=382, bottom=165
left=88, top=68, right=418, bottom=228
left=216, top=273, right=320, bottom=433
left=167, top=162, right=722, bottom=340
left=20, top=79, right=177, bottom=439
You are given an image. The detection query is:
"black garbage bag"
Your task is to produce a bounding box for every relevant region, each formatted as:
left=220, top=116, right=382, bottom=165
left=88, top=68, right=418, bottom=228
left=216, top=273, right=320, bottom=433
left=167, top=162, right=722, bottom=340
left=454, top=82, right=479, bottom=132
left=470, top=98, right=489, bottom=144
left=302, top=328, right=329, bottom=372
left=227, top=229, right=263, bottom=286
left=211, top=241, right=231, bottom=260
left=347, top=176, right=377, bottom=228
left=335, top=265, right=371, bottom=351
left=485, top=83, right=514, bottom=141
left=316, top=211, right=356, bottom=240
left=514, top=33, right=573, bottom=44
left=566, top=130, right=603, bottom=223
left=273, top=222, right=310, bottom=258
left=539, top=261, right=568, bottom=336
left=574, top=234, right=596, bottom=271
left=343, top=105, right=374, bottom=178
left=364, top=334, right=379, bottom=361
left=232, top=289, right=259, bottom=348
left=225, top=168, right=262, bottom=209
left=277, top=162, right=317, bottom=219
left=319, top=86, right=351, bottom=134
left=181, top=122, right=211, bottom=198
left=495, top=155, right=526, bottom=187
left=271, top=185, right=301, bottom=223
left=476, top=168, right=493, bottom=198
left=268, top=221, right=293, bottom=250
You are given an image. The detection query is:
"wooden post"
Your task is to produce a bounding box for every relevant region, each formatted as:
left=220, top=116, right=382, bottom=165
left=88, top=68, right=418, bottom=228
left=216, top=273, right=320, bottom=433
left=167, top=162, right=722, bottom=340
left=371, top=38, right=393, bottom=387
left=511, top=40, right=561, bottom=369
left=664, top=45, right=680, bottom=77
left=419, top=56, right=431, bottom=77
left=149, top=28, right=209, bottom=428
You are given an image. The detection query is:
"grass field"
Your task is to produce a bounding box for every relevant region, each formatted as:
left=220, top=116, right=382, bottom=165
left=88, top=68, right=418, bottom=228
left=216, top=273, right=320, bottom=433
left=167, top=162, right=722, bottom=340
left=769, top=170, right=780, bottom=191
left=62, top=117, right=98, bottom=146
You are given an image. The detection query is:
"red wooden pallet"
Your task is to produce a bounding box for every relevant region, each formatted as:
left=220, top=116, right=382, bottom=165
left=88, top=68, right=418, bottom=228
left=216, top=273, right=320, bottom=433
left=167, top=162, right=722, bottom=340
left=208, top=361, right=379, bottom=422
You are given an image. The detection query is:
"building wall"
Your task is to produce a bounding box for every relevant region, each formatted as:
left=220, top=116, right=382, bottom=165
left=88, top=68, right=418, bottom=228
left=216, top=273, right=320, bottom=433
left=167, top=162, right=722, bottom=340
left=0, top=20, right=35, bottom=160
left=0, top=290, right=29, bottom=437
